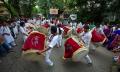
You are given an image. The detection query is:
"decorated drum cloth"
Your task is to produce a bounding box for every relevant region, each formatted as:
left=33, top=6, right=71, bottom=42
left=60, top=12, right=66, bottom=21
left=22, top=31, right=46, bottom=61
left=91, top=29, right=106, bottom=43
left=64, top=36, right=89, bottom=61
left=63, top=26, right=72, bottom=38
left=41, top=23, right=50, bottom=28
left=76, top=27, right=83, bottom=34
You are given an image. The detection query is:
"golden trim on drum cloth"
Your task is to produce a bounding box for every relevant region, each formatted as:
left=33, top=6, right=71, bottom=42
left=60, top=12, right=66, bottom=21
left=34, top=26, right=48, bottom=35
left=22, top=49, right=45, bottom=56
left=22, top=31, right=46, bottom=56
left=22, top=49, right=39, bottom=54
left=102, top=37, right=106, bottom=44
left=62, top=56, right=72, bottom=60
left=72, top=47, right=89, bottom=61
left=71, top=36, right=84, bottom=46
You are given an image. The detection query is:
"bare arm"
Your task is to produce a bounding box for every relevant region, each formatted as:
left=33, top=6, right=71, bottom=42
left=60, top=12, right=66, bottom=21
left=37, top=47, right=51, bottom=54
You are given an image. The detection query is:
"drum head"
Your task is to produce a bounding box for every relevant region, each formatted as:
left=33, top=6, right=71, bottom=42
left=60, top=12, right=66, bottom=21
left=72, top=47, right=89, bottom=62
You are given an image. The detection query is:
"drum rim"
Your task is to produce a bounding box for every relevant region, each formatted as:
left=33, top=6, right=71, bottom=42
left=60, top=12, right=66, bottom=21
left=22, top=49, right=45, bottom=56
left=72, top=47, right=89, bottom=61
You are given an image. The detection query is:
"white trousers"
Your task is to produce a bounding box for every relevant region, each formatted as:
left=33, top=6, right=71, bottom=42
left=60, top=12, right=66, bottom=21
left=57, top=35, right=62, bottom=47
left=45, top=49, right=53, bottom=65
left=85, top=55, right=92, bottom=63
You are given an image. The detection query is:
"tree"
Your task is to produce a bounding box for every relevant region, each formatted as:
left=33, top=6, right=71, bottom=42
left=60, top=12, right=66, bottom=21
left=1, top=0, right=19, bottom=17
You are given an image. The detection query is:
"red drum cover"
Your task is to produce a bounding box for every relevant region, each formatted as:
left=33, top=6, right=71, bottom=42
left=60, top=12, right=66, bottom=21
left=91, top=29, right=105, bottom=42
left=42, top=24, right=50, bottom=28
left=76, top=28, right=83, bottom=34
left=63, top=26, right=70, bottom=35
left=22, top=31, right=46, bottom=51
left=64, top=38, right=82, bottom=59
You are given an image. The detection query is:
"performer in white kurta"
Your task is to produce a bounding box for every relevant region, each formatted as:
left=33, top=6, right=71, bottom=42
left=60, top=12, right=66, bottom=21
left=13, top=22, right=18, bottom=38
left=35, top=18, right=41, bottom=25
left=2, top=23, right=16, bottom=48
left=38, top=26, right=59, bottom=66
left=0, top=25, right=3, bottom=35
left=57, top=24, right=64, bottom=47
left=80, top=25, right=92, bottom=64
left=70, top=22, right=77, bottom=31
left=19, top=22, right=28, bottom=42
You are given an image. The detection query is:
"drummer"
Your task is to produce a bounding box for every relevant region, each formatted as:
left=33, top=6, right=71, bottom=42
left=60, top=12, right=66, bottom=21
left=80, top=25, right=92, bottom=64
left=19, top=22, right=28, bottom=42
left=57, top=24, right=64, bottom=48
left=37, top=26, right=59, bottom=66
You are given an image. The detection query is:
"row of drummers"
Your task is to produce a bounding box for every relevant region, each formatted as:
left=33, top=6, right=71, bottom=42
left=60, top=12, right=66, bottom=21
left=21, top=22, right=107, bottom=66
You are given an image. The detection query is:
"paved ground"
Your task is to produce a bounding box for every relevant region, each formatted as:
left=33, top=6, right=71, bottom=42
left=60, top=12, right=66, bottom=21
left=0, top=35, right=114, bottom=72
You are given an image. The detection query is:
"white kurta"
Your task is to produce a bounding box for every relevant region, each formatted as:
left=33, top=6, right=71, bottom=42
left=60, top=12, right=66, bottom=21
left=45, top=35, right=59, bottom=66
left=96, top=27, right=105, bottom=35
left=0, top=26, right=3, bottom=35
left=70, top=22, right=77, bottom=30
left=19, top=26, right=28, bottom=42
left=3, top=26, right=15, bottom=44
left=81, top=31, right=92, bottom=63
left=57, top=28, right=64, bottom=46
left=13, top=22, right=18, bottom=35
left=81, top=31, right=92, bottom=48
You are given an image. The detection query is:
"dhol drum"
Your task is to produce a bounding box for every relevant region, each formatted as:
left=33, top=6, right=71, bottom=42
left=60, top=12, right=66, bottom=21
left=90, top=28, right=107, bottom=49
left=76, top=27, right=83, bottom=34
left=91, top=28, right=106, bottom=44
left=64, top=35, right=89, bottom=62
left=22, top=31, right=46, bottom=61
left=63, top=26, right=72, bottom=38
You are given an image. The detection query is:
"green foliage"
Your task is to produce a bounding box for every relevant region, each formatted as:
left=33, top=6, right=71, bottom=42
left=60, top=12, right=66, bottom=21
left=1, top=0, right=120, bottom=22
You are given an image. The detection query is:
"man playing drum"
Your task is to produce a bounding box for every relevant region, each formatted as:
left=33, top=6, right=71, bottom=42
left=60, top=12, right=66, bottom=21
left=81, top=25, right=92, bottom=64
left=37, top=26, right=59, bottom=66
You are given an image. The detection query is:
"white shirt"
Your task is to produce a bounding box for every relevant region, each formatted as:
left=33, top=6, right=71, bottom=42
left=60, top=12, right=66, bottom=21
left=96, top=27, right=105, bottom=35
left=81, top=31, right=92, bottom=48
left=3, top=26, right=14, bottom=43
left=19, top=26, right=28, bottom=42
left=19, top=26, right=27, bottom=34
left=113, top=27, right=116, bottom=32
left=0, top=26, right=3, bottom=35
left=35, top=20, right=41, bottom=25
left=48, top=35, right=59, bottom=48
